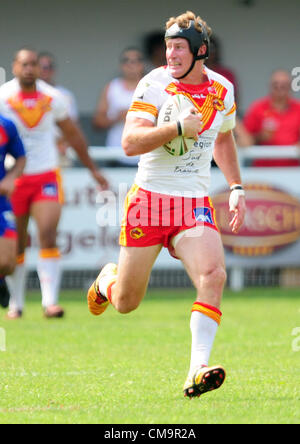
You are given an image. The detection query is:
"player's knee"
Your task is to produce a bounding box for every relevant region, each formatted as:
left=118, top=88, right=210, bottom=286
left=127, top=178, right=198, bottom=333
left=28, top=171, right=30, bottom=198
left=201, top=265, right=227, bottom=288
left=0, top=257, right=15, bottom=276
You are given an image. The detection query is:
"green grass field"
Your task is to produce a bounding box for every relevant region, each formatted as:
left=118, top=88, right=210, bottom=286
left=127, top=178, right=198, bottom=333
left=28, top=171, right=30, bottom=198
left=0, top=287, right=299, bottom=424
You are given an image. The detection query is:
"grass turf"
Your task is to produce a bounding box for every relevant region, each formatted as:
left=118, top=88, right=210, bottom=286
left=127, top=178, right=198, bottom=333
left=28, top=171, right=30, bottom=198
left=0, top=287, right=299, bottom=424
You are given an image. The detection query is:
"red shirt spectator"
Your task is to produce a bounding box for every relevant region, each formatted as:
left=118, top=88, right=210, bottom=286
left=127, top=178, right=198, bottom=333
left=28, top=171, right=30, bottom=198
left=243, top=70, right=300, bottom=167
left=206, top=35, right=239, bottom=106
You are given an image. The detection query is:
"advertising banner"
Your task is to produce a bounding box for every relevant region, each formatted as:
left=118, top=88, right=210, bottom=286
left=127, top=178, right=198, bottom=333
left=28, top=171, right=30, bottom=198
left=26, top=166, right=300, bottom=271
left=210, top=168, right=300, bottom=268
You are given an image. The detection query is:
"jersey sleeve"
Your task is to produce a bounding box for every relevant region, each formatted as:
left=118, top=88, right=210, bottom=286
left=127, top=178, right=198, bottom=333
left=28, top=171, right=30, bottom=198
left=51, top=90, right=69, bottom=122
left=5, top=119, right=25, bottom=159
left=127, top=76, right=161, bottom=124
left=219, top=82, right=236, bottom=133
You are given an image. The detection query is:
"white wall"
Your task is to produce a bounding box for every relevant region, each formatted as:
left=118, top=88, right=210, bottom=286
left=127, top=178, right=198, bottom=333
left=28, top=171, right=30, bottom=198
left=1, top=0, right=299, bottom=115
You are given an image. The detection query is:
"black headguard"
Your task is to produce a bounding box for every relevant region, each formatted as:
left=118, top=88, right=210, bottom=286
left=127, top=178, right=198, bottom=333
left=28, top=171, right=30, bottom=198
left=165, top=20, right=210, bottom=79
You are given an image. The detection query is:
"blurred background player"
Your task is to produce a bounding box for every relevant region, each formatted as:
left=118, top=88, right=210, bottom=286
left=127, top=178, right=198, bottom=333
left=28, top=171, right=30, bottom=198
left=0, top=114, right=26, bottom=309
left=143, top=30, right=167, bottom=71
left=205, top=35, right=241, bottom=167
left=87, top=11, right=246, bottom=398
left=241, top=69, right=300, bottom=166
left=205, top=35, right=239, bottom=106
left=0, top=48, right=108, bottom=319
left=92, top=47, right=145, bottom=166
left=38, top=51, right=79, bottom=165
left=38, top=51, right=79, bottom=121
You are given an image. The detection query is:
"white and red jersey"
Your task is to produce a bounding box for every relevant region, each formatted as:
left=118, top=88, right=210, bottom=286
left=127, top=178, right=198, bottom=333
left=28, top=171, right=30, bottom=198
left=127, top=65, right=236, bottom=197
left=0, top=78, right=68, bottom=175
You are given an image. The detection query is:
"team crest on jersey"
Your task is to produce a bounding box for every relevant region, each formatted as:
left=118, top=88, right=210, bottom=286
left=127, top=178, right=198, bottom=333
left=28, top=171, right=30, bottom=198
left=212, top=97, right=225, bottom=111
left=130, top=227, right=145, bottom=240
left=193, top=207, right=214, bottom=224
left=7, top=92, right=52, bottom=128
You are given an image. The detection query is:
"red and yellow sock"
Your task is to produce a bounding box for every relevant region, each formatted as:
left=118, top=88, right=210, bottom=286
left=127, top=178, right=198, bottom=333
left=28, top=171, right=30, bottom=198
left=191, top=302, right=222, bottom=325
left=106, top=280, right=116, bottom=303
left=37, top=248, right=61, bottom=307
left=39, top=248, right=61, bottom=260
left=16, top=253, right=25, bottom=266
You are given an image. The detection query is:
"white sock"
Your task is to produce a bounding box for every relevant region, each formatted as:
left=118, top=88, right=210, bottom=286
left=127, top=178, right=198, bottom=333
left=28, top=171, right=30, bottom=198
left=37, top=252, right=62, bottom=308
left=7, top=263, right=27, bottom=312
left=98, top=275, right=114, bottom=299
left=189, top=311, right=219, bottom=374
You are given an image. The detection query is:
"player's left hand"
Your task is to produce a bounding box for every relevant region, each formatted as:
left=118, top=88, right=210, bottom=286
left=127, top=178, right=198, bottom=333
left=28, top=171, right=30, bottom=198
left=92, top=170, right=110, bottom=190
left=229, top=191, right=246, bottom=234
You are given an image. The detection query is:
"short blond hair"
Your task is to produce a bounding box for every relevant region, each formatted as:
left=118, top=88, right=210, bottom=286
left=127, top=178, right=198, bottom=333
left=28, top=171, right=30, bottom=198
left=165, top=10, right=212, bottom=37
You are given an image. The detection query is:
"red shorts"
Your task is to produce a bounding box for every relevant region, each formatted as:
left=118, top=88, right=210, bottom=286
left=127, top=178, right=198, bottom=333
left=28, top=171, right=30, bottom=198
left=11, top=170, right=64, bottom=217
left=119, top=185, right=218, bottom=257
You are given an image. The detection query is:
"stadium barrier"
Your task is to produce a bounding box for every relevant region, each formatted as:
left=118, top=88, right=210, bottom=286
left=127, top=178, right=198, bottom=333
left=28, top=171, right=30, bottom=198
left=25, top=145, right=300, bottom=291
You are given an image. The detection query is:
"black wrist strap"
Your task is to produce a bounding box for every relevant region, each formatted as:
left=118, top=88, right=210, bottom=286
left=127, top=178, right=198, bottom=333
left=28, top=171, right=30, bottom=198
left=177, top=120, right=182, bottom=136
left=230, top=185, right=244, bottom=191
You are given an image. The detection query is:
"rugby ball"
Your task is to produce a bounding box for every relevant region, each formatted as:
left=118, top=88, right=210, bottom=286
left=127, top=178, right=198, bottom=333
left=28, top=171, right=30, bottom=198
left=157, top=94, right=196, bottom=156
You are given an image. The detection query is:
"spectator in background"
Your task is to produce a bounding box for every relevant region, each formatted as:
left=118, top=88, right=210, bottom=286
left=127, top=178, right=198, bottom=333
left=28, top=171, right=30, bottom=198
left=143, top=30, right=166, bottom=71
left=242, top=69, right=300, bottom=166
left=38, top=52, right=79, bottom=121
left=38, top=52, right=79, bottom=165
left=93, top=47, right=145, bottom=166
left=205, top=35, right=241, bottom=167
left=206, top=35, right=239, bottom=106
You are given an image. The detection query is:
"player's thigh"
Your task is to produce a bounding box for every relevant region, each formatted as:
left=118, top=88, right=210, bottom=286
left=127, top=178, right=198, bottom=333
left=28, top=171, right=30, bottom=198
left=174, top=226, right=226, bottom=289
left=115, top=244, right=162, bottom=305
left=31, top=200, right=62, bottom=247
left=0, top=237, right=17, bottom=274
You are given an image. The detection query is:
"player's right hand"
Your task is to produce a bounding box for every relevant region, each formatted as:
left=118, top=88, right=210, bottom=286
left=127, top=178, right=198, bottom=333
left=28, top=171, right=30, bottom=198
left=179, top=108, right=203, bottom=141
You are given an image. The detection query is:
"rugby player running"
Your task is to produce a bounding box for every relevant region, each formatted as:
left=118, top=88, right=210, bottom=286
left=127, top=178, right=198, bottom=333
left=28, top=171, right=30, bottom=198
left=0, top=48, right=108, bottom=319
left=87, top=11, right=246, bottom=398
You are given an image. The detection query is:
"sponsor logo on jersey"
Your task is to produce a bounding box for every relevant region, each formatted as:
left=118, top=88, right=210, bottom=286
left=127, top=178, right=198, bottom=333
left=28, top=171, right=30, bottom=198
left=193, top=207, right=213, bottom=224
left=42, top=183, right=58, bottom=197
left=191, top=93, right=206, bottom=99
